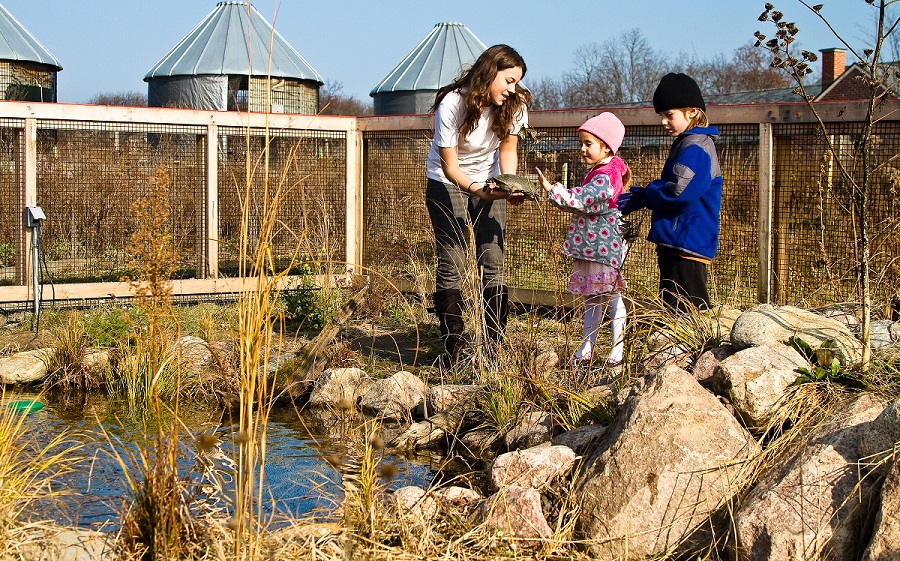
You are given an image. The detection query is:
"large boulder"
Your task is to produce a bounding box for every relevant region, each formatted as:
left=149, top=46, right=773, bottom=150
left=503, top=411, right=554, bottom=451
left=472, top=486, right=553, bottom=542
left=170, top=335, right=212, bottom=371
left=574, top=365, right=759, bottom=559
left=490, top=444, right=577, bottom=491
left=733, top=393, right=888, bottom=561
left=730, top=306, right=863, bottom=366
left=308, top=367, right=373, bottom=408
left=693, top=344, right=736, bottom=388
left=552, top=424, right=608, bottom=456
left=426, top=384, right=480, bottom=415
left=712, top=343, right=809, bottom=430
left=862, top=458, right=900, bottom=561
left=0, top=349, right=52, bottom=385
left=358, top=371, right=428, bottom=421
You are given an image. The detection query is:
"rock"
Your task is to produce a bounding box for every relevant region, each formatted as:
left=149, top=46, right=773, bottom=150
left=712, top=343, right=809, bottom=430
left=490, top=444, right=577, bottom=491
left=358, top=371, right=428, bottom=421
left=0, top=348, right=52, bottom=384
left=392, top=485, right=439, bottom=521
left=457, top=428, right=500, bottom=458
left=730, top=305, right=864, bottom=366
left=473, top=486, right=552, bottom=542
left=640, top=331, right=691, bottom=372
left=79, top=348, right=110, bottom=374
left=308, top=367, right=373, bottom=408
left=503, top=411, right=554, bottom=451
left=734, top=393, right=887, bottom=561
left=693, top=344, right=736, bottom=388
left=867, top=320, right=899, bottom=351
left=862, top=458, right=900, bottom=561
left=551, top=424, right=608, bottom=456
left=812, top=303, right=861, bottom=331
left=170, top=335, right=212, bottom=371
left=433, top=486, right=483, bottom=509
left=16, top=526, right=109, bottom=561
left=700, top=305, right=743, bottom=340
left=391, top=419, right=445, bottom=450
left=858, top=399, right=900, bottom=464
left=427, top=384, right=480, bottom=415
left=575, top=364, right=759, bottom=560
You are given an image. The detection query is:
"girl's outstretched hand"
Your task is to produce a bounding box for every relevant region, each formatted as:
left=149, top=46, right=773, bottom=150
left=534, top=167, right=553, bottom=192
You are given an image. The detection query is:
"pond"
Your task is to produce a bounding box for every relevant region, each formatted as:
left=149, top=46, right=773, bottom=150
left=5, top=391, right=439, bottom=530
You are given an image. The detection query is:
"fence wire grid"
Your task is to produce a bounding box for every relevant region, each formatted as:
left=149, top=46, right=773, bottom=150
left=0, top=106, right=896, bottom=315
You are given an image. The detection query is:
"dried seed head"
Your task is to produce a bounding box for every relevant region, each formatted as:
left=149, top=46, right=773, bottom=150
left=864, top=48, right=874, bottom=58
left=233, top=431, right=251, bottom=445
left=759, top=11, right=769, bottom=21
left=766, top=38, right=779, bottom=49
left=813, top=4, right=823, bottom=12
left=765, top=2, right=774, bottom=9
left=772, top=10, right=783, bottom=22
left=379, top=462, right=399, bottom=480
left=197, top=432, right=219, bottom=452
left=324, top=453, right=343, bottom=468
left=336, top=397, right=353, bottom=412
left=370, top=435, right=384, bottom=450
left=802, top=50, right=818, bottom=62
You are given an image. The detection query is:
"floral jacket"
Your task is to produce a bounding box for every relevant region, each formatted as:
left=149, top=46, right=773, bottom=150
left=547, top=157, right=627, bottom=268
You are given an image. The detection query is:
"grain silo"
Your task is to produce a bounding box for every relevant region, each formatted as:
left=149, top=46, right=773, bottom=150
left=145, top=1, right=322, bottom=113
left=370, top=22, right=486, bottom=115
left=0, top=2, right=61, bottom=102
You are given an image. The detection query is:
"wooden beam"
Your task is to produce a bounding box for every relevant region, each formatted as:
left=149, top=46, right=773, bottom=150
left=758, top=123, right=774, bottom=304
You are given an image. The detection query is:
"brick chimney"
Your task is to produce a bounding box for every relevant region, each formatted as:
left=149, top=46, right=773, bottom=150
left=820, top=48, right=846, bottom=87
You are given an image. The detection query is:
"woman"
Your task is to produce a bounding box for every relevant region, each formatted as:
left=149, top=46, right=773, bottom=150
left=425, top=44, right=532, bottom=366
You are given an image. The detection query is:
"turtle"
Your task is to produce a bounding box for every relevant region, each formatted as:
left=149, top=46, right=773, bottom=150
left=485, top=174, right=545, bottom=202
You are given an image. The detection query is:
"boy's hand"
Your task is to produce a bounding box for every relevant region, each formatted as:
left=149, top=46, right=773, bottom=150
left=618, top=187, right=647, bottom=215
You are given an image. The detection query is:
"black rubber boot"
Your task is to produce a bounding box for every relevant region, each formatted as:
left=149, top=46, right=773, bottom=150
left=433, top=289, right=465, bottom=367
left=482, top=285, right=509, bottom=346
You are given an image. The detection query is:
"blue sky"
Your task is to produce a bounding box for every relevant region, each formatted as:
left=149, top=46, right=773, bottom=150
left=1, top=0, right=882, bottom=104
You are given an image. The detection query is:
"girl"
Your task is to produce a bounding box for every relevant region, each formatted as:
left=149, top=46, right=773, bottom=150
left=536, top=112, right=630, bottom=365
left=425, top=45, right=532, bottom=366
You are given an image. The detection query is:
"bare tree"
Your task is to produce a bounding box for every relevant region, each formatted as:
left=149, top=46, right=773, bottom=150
left=756, top=0, right=900, bottom=369
left=558, top=29, right=668, bottom=107
left=688, top=41, right=795, bottom=95
left=529, top=76, right=567, bottom=110
left=319, top=80, right=372, bottom=116
left=88, top=91, right=147, bottom=106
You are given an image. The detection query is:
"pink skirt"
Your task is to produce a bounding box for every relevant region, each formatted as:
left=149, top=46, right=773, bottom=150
left=568, top=260, right=627, bottom=295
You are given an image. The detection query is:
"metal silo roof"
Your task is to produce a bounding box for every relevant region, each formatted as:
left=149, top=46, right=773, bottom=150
left=370, top=22, right=486, bottom=96
left=0, top=2, right=62, bottom=70
left=144, top=1, right=322, bottom=83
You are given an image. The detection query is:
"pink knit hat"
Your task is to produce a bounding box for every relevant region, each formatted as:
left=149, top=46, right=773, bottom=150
left=577, top=112, right=626, bottom=154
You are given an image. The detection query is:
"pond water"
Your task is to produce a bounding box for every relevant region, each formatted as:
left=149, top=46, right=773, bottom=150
left=5, top=391, right=438, bottom=530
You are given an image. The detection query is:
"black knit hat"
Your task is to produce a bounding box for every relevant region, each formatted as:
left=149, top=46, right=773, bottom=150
left=653, top=73, right=705, bottom=113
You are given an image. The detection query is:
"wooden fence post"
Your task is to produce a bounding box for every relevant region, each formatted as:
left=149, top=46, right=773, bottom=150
left=205, top=124, right=219, bottom=278
left=21, top=118, right=37, bottom=289
left=758, top=123, right=774, bottom=304
left=345, top=124, right=364, bottom=275
left=773, top=134, right=792, bottom=304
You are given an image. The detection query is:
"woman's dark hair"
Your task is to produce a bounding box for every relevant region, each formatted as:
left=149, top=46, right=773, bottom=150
left=431, top=44, right=532, bottom=140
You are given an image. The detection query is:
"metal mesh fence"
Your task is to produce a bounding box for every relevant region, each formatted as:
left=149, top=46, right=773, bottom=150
left=35, top=120, right=207, bottom=283
left=0, top=119, right=23, bottom=285
left=362, top=130, right=435, bottom=284
left=769, top=121, right=900, bottom=309
left=0, top=61, right=56, bottom=102
left=217, top=127, right=347, bottom=277
left=365, top=123, right=765, bottom=308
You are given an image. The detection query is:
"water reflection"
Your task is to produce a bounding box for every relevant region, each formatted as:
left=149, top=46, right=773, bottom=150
left=7, top=392, right=434, bottom=530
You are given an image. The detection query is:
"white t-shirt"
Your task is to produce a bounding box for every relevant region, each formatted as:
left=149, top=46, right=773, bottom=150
left=426, top=90, right=528, bottom=184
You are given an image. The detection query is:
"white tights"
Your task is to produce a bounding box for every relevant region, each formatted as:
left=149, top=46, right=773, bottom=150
left=574, top=291, right=626, bottom=363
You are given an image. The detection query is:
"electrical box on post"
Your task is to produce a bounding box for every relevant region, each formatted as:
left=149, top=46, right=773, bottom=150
left=24, top=206, right=45, bottom=228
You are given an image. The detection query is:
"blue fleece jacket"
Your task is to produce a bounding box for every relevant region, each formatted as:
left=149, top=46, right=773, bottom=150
left=645, top=126, right=722, bottom=260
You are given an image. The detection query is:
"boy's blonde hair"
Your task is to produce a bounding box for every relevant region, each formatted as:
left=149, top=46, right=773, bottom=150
left=682, top=107, right=709, bottom=129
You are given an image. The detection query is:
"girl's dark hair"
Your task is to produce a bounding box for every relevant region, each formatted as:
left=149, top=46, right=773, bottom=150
left=431, top=44, right=532, bottom=140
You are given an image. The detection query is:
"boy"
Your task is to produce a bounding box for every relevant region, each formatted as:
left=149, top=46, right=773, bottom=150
left=619, top=72, right=722, bottom=311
